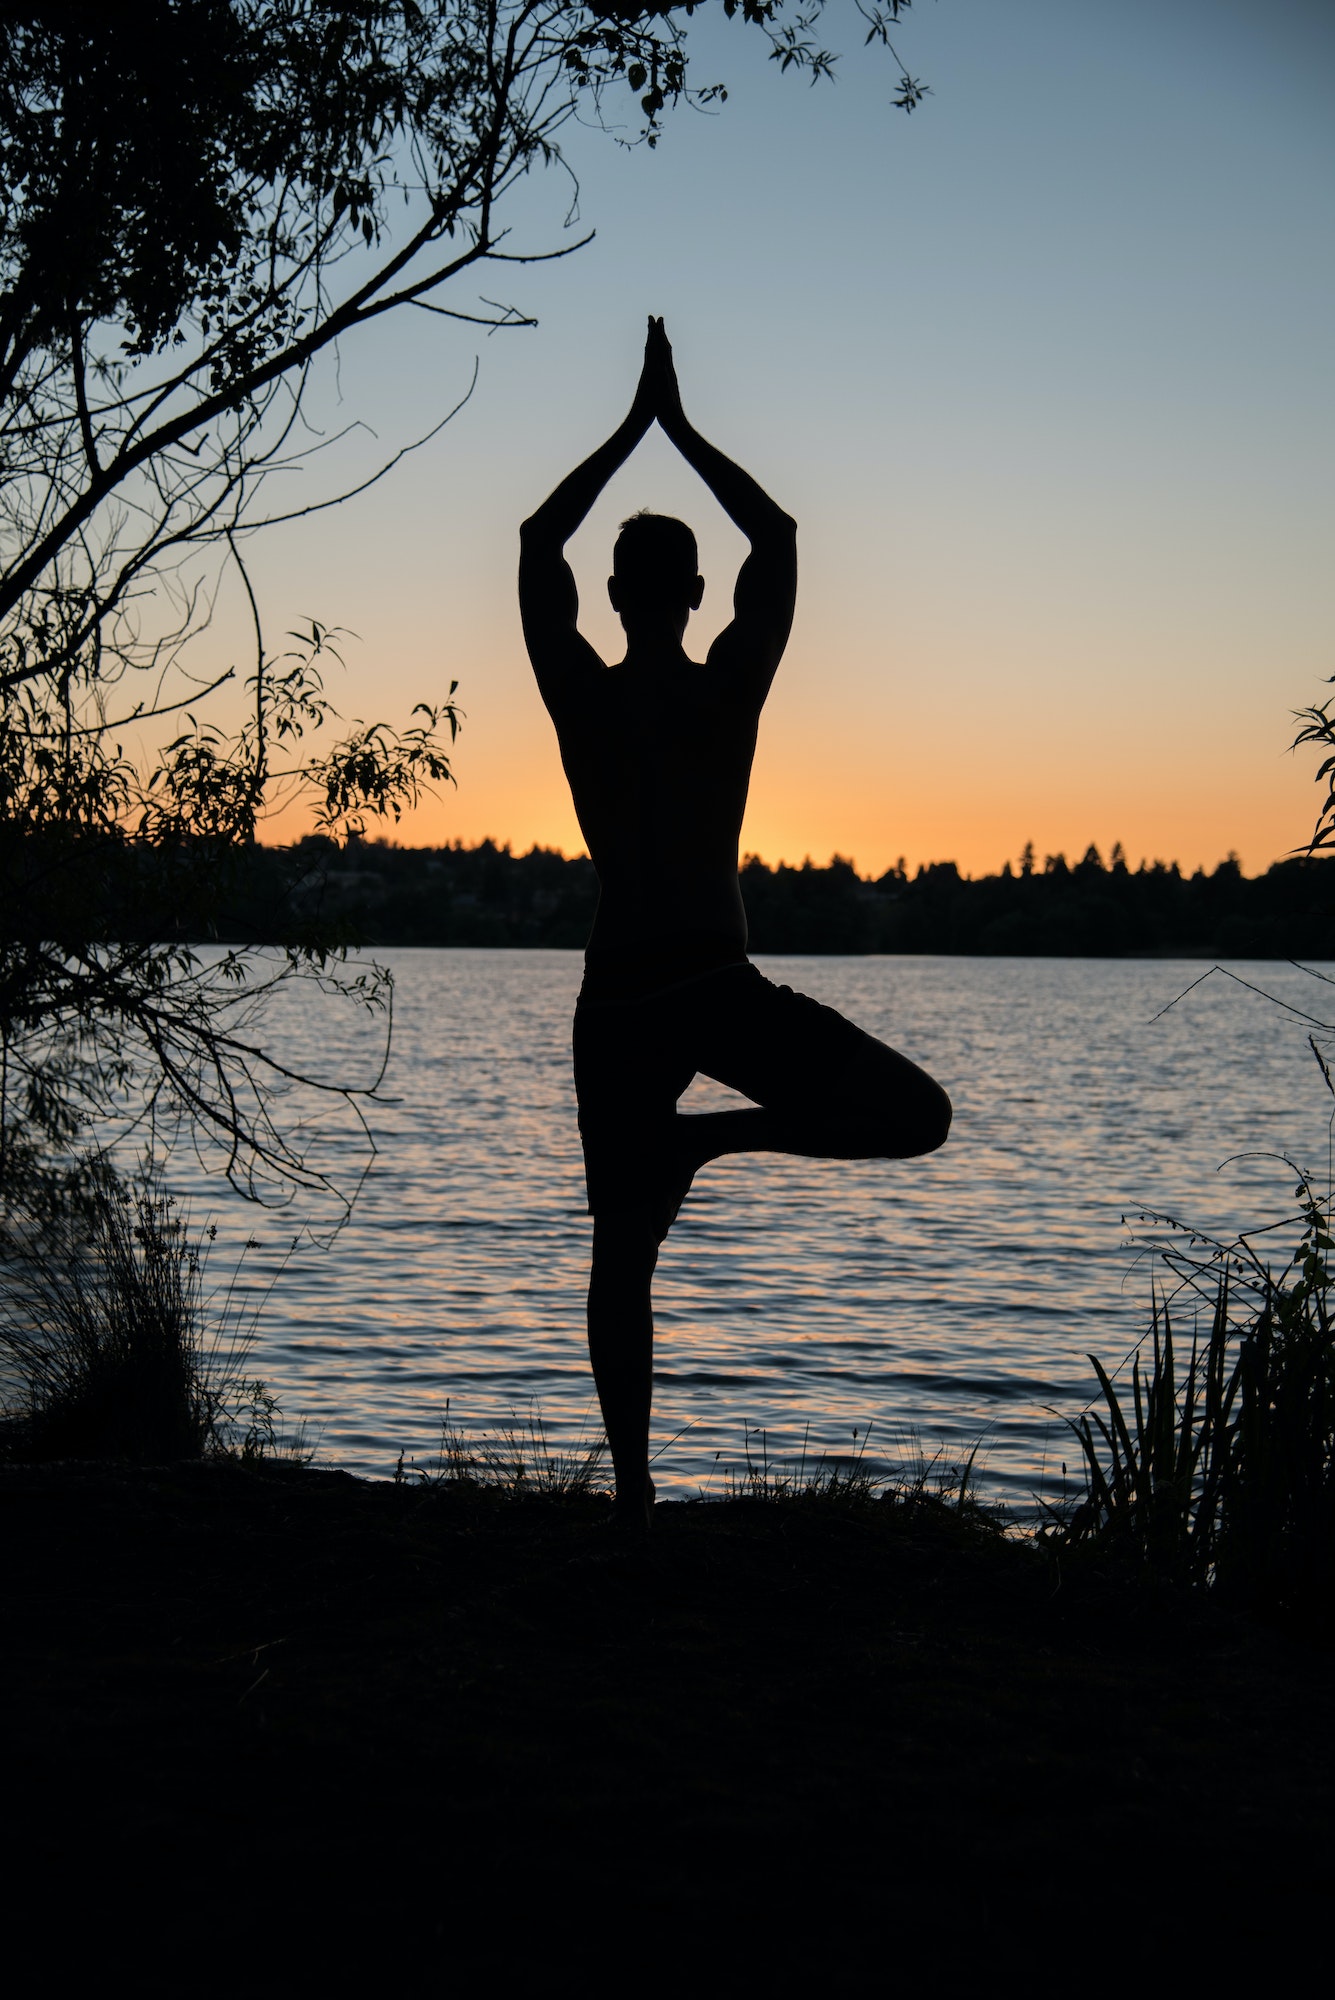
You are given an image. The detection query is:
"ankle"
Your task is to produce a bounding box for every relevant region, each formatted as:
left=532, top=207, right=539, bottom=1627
left=611, top=1470, right=655, bottom=1529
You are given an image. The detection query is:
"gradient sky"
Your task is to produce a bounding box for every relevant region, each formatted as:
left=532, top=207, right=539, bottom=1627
left=217, top=0, right=1334, bottom=879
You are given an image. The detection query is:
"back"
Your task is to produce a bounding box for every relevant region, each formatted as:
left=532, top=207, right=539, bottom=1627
left=545, top=651, right=762, bottom=957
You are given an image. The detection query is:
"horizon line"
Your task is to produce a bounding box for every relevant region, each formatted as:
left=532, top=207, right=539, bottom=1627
left=257, top=833, right=1309, bottom=883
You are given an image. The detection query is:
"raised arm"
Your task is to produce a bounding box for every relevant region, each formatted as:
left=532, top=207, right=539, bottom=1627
left=519, top=334, right=656, bottom=710
left=649, top=320, right=797, bottom=699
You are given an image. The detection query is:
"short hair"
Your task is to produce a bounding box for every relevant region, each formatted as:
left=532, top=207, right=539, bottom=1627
left=612, top=511, right=699, bottom=594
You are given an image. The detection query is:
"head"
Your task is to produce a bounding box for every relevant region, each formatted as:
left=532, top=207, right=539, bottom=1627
left=608, top=511, right=704, bottom=642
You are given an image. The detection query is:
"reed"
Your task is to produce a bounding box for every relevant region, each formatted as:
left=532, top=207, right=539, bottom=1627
left=723, top=1421, right=879, bottom=1503
left=0, top=1182, right=302, bottom=1463
left=1051, top=1180, right=1335, bottom=1611
left=398, top=1401, right=610, bottom=1499
left=723, top=1420, right=990, bottom=1517
left=397, top=1408, right=999, bottom=1529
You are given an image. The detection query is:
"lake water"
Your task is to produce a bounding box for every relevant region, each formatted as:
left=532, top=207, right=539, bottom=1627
left=179, top=950, right=1335, bottom=1508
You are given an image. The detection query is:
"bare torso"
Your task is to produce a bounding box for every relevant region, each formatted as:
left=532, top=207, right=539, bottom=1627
left=550, top=654, right=760, bottom=962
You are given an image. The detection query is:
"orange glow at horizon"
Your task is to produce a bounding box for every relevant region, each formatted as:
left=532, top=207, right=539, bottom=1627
left=258, top=663, right=1319, bottom=884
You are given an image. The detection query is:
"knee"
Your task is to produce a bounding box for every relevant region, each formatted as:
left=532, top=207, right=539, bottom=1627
left=918, top=1080, right=952, bottom=1155
left=591, top=1213, right=662, bottom=1278
left=882, top=1071, right=951, bottom=1157
left=833, top=1075, right=950, bottom=1161
left=846, top=1042, right=951, bottom=1157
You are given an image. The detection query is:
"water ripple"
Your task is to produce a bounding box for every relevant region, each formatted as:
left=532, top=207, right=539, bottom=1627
left=172, top=949, right=1333, bottom=1505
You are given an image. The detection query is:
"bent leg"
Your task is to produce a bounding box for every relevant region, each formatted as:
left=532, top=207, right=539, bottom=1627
left=680, top=1055, right=950, bottom=1175
left=678, top=971, right=952, bottom=1180
left=586, top=1211, right=660, bottom=1526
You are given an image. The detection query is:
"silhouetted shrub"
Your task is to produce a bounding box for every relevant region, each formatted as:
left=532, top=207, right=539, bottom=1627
left=1049, top=1176, right=1335, bottom=1617
left=4, top=833, right=1331, bottom=958
left=0, top=1186, right=294, bottom=1463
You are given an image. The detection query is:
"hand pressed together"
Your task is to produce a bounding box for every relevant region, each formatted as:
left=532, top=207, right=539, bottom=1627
left=631, top=314, right=686, bottom=435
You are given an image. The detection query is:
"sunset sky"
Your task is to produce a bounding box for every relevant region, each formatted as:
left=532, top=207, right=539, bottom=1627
left=227, top=0, right=1334, bottom=880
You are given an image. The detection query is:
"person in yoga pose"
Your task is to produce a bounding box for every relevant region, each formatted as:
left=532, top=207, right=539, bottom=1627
left=520, top=318, right=951, bottom=1526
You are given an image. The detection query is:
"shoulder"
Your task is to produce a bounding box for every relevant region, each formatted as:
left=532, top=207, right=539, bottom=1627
left=704, top=623, right=785, bottom=712
left=532, top=633, right=611, bottom=722
left=517, top=524, right=610, bottom=707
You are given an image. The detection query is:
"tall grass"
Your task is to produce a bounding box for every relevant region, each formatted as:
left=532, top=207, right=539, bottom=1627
left=721, top=1420, right=991, bottom=1516
left=1051, top=1175, right=1335, bottom=1611
left=397, top=1407, right=998, bottom=1524
left=397, top=1402, right=610, bottom=1498
left=724, top=1421, right=878, bottom=1503
left=0, top=1183, right=299, bottom=1463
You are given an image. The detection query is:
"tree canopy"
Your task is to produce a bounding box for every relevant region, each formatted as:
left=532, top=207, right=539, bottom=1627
left=0, top=1, right=926, bottom=1226
left=0, top=0, right=925, bottom=668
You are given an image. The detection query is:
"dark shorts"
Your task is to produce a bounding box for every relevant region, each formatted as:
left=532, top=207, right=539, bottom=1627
left=572, top=959, right=949, bottom=1234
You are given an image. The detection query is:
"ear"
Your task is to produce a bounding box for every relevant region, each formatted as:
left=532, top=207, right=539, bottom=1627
left=607, top=575, right=621, bottom=611
left=689, top=575, right=705, bottom=611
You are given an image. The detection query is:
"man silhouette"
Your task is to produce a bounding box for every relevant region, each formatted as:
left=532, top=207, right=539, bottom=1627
left=520, top=319, right=951, bottom=1526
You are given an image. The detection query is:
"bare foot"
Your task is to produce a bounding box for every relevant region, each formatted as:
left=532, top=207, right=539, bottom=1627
left=610, top=1473, right=656, bottom=1533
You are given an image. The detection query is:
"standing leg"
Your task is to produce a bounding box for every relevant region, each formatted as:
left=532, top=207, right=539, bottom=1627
left=574, top=999, right=691, bottom=1524
left=586, top=1210, right=661, bottom=1528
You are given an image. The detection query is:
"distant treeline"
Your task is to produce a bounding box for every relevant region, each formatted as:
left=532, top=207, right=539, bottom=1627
left=9, top=832, right=1333, bottom=957
left=16, top=834, right=1323, bottom=959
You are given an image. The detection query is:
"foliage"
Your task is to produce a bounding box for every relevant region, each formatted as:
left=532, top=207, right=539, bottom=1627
left=740, top=846, right=1327, bottom=958
left=1050, top=1129, right=1335, bottom=1614
left=0, top=0, right=921, bottom=709
left=0, top=617, right=459, bottom=1228
left=0, top=1183, right=304, bottom=1462
left=1051, top=695, right=1335, bottom=1611
left=0, top=1, right=923, bottom=1223
left=102, top=834, right=1334, bottom=958
left=1292, top=683, right=1335, bottom=859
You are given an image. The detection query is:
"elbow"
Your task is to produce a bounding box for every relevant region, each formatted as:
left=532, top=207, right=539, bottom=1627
left=749, top=507, right=796, bottom=552
left=520, top=511, right=564, bottom=555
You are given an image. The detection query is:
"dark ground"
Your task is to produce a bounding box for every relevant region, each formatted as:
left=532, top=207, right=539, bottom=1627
left=4, top=1459, right=1331, bottom=1986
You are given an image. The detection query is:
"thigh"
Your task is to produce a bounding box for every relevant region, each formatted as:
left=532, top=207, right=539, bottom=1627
left=572, top=998, right=695, bottom=1210
left=572, top=997, right=695, bottom=1125
left=689, top=963, right=947, bottom=1135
